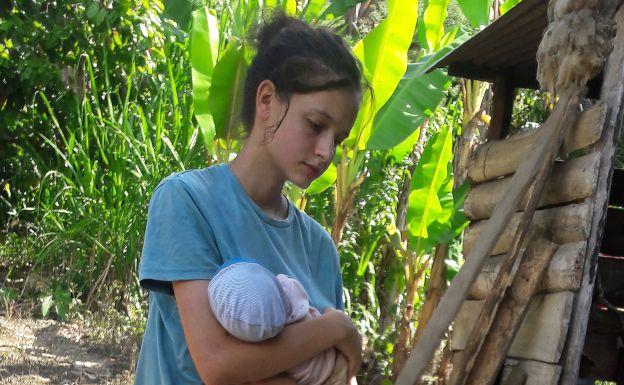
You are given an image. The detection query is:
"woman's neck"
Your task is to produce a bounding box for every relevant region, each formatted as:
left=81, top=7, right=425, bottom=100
left=229, top=144, right=288, bottom=219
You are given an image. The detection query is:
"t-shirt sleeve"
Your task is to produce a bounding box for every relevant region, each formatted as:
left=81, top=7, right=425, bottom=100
left=139, top=176, right=222, bottom=295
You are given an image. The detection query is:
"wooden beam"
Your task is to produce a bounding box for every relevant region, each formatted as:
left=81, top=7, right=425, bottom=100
left=467, top=102, right=606, bottom=183
left=463, top=203, right=591, bottom=256
left=461, top=239, right=557, bottom=385
left=501, top=367, right=527, bottom=385
left=488, top=76, right=516, bottom=140
left=393, top=88, right=582, bottom=385
left=561, top=6, right=624, bottom=384
left=502, top=359, right=562, bottom=385
left=469, top=241, right=586, bottom=300
left=465, top=152, right=601, bottom=220
left=451, top=292, right=575, bottom=363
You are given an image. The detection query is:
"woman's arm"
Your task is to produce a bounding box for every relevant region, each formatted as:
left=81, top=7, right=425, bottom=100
left=173, top=279, right=362, bottom=385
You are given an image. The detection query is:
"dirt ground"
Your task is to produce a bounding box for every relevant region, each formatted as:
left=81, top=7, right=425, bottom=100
left=0, top=316, right=134, bottom=385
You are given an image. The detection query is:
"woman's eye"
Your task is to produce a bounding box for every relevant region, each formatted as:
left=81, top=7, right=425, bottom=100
left=308, top=120, right=323, bottom=132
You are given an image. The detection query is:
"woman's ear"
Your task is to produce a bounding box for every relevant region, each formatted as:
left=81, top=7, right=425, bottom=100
left=255, top=79, right=277, bottom=122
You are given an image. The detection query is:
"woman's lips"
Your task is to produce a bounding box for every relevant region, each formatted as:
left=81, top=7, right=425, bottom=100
left=303, top=163, right=322, bottom=178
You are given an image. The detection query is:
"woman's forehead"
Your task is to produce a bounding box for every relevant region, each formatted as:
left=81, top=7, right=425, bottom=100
left=293, top=90, right=359, bottom=122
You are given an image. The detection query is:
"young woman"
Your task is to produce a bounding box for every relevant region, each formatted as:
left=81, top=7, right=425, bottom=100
left=134, top=11, right=366, bottom=385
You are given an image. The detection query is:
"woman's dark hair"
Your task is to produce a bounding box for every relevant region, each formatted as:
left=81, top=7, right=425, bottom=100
left=241, top=10, right=369, bottom=135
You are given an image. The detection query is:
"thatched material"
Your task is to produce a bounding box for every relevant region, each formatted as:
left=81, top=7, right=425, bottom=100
left=537, top=0, right=618, bottom=95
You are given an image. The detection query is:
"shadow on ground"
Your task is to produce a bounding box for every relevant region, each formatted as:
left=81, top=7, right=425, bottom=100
left=0, top=316, right=134, bottom=384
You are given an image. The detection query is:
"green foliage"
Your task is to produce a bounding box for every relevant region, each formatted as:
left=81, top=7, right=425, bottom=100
left=191, top=6, right=219, bottom=154
left=1, top=0, right=204, bottom=318
left=349, top=0, right=419, bottom=149
left=370, top=55, right=452, bottom=150
left=307, top=163, right=338, bottom=195
left=40, top=284, right=75, bottom=321
left=500, top=0, right=522, bottom=14
left=457, top=0, right=492, bottom=28
left=421, top=0, right=451, bottom=51
left=407, top=126, right=454, bottom=251
left=209, top=41, right=249, bottom=141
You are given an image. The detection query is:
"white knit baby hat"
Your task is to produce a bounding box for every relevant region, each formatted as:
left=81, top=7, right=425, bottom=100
left=208, top=260, right=291, bottom=342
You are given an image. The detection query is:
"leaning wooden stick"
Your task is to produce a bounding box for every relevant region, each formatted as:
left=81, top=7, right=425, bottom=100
left=463, top=239, right=558, bottom=385
left=449, top=87, right=583, bottom=385
left=393, top=87, right=580, bottom=385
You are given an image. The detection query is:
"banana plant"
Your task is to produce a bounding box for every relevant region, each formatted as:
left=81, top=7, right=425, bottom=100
left=327, top=0, right=419, bottom=244
left=191, top=7, right=219, bottom=158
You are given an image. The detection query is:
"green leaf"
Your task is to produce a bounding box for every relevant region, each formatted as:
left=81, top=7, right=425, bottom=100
left=348, top=0, right=419, bottom=149
left=500, top=0, right=521, bottom=14
left=302, top=0, right=329, bottom=21
left=423, top=0, right=450, bottom=52
left=388, top=127, right=421, bottom=163
left=208, top=41, right=248, bottom=140
left=445, top=258, right=460, bottom=280
left=41, top=294, right=53, bottom=317
left=191, top=7, right=220, bottom=148
left=284, top=0, right=297, bottom=15
left=368, top=59, right=451, bottom=150
left=407, top=126, right=453, bottom=243
left=306, top=163, right=337, bottom=195
left=86, top=3, right=99, bottom=19
left=163, top=0, right=193, bottom=29
left=357, top=235, right=381, bottom=276
left=457, top=0, right=493, bottom=27
left=0, top=287, right=17, bottom=302
left=321, top=0, right=367, bottom=18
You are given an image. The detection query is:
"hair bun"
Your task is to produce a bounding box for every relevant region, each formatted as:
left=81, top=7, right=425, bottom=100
left=255, top=10, right=303, bottom=51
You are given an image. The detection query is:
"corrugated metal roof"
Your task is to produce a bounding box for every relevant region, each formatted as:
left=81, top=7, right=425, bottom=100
left=431, top=0, right=547, bottom=88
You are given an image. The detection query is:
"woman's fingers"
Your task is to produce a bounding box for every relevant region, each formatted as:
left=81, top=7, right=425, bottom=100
left=321, top=310, right=362, bottom=383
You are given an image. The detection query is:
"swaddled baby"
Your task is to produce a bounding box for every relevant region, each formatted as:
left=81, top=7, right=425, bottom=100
left=208, top=259, right=336, bottom=385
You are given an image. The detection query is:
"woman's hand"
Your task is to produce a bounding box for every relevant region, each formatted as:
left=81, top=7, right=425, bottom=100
left=322, top=308, right=362, bottom=381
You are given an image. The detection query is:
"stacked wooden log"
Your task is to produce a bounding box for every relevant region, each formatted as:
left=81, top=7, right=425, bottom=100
left=449, top=102, right=607, bottom=385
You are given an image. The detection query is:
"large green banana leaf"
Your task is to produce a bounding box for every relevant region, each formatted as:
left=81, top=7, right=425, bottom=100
left=369, top=34, right=471, bottom=154
left=457, top=0, right=493, bottom=27
left=368, top=63, right=451, bottom=150
left=422, top=0, right=451, bottom=52
left=208, top=41, right=248, bottom=141
left=346, top=0, right=419, bottom=149
left=406, top=125, right=453, bottom=252
left=191, top=7, right=219, bottom=153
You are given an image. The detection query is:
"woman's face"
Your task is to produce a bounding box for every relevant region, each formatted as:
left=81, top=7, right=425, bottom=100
left=265, top=88, right=360, bottom=189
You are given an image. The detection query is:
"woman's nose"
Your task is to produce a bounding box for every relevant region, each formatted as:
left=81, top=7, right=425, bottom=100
left=315, top=132, right=335, bottom=161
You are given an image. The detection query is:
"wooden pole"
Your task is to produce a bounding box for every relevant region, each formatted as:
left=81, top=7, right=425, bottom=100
left=462, top=239, right=558, bottom=385
left=560, top=5, right=624, bottom=384
left=393, top=87, right=582, bottom=385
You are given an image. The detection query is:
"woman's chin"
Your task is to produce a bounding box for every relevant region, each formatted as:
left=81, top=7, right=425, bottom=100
left=292, top=179, right=313, bottom=190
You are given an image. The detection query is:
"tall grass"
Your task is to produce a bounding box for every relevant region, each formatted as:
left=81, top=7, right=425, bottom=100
left=6, top=47, right=207, bottom=316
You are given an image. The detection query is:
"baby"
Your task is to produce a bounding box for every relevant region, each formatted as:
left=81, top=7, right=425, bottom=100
left=208, top=259, right=336, bottom=385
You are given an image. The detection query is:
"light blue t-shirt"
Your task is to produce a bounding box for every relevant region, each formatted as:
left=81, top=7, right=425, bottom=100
left=134, top=163, right=344, bottom=385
